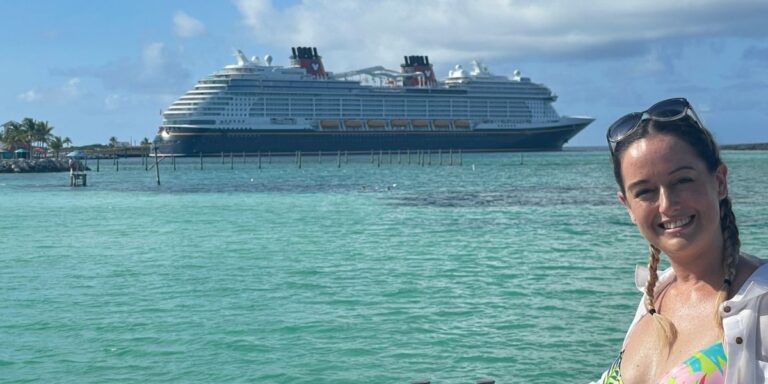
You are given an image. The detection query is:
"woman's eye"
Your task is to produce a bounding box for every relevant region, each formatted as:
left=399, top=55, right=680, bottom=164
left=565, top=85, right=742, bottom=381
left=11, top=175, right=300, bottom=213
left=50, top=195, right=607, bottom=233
left=635, top=189, right=653, bottom=198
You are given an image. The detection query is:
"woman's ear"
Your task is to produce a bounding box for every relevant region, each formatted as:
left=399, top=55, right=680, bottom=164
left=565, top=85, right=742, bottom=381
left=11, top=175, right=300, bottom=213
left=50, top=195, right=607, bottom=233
left=618, top=191, right=636, bottom=224
left=715, top=164, right=728, bottom=200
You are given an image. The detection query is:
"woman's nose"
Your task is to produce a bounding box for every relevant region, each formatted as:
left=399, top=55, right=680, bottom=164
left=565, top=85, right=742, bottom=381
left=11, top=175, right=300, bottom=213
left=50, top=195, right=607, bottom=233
left=658, top=187, right=680, bottom=215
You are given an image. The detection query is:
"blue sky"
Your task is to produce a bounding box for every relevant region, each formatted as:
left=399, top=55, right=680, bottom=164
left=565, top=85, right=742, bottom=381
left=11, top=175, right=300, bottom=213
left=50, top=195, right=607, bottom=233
left=2, top=0, right=767, bottom=146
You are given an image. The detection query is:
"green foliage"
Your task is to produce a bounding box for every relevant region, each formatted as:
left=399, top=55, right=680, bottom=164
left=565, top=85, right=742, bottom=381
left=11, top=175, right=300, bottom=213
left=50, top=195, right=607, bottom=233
left=1, top=117, right=57, bottom=159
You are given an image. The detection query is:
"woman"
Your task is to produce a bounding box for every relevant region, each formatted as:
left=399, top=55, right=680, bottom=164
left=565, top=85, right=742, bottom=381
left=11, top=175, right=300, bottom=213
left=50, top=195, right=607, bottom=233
left=599, top=98, right=768, bottom=383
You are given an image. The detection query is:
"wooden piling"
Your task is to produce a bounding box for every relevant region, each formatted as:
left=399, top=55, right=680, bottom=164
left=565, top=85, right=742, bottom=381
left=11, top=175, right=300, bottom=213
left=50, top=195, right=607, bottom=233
left=200, top=152, right=203, bottom=170
left=438, top=149, right=442, bottom=165
left=459, top=149, right=463, bottom=165
left=298, top=151, right=302, bottom=168
left=337, top=150, right=341, bottom=168
left=258, top=151, right=262, bottom=170
left=230, top=152, right=234, bottom=169
left=221, top=151, right=224, bottom=164
left=96, top=158, right=100, bottom=172
left=154, top=146, right=161, bottom=185
left=449, top=149, right=453, bottom=166
left=172, top=155, right=176, bottom=171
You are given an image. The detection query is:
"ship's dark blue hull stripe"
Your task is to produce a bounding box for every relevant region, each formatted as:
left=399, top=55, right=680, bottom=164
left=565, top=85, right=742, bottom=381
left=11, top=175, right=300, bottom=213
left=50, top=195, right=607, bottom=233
left=155, top=124, right=588, bottom=155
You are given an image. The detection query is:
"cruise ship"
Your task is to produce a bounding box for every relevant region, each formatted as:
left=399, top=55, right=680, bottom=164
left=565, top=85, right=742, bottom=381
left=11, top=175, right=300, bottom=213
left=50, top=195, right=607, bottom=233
left=153, top=47, right=593, bottom=156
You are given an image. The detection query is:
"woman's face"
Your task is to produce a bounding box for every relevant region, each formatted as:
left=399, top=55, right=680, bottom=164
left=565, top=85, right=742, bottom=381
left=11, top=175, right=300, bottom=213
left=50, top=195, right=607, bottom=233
left=617, top=133, right=727, bottom=257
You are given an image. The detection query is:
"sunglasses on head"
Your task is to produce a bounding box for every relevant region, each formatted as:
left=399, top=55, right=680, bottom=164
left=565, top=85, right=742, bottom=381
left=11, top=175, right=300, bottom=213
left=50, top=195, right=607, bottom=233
left=606, top=98, right=704, bottom=154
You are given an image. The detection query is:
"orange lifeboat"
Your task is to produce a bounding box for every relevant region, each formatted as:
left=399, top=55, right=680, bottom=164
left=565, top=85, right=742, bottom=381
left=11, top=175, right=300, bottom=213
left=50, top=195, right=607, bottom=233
left=367, top=119, right=386, bottom=129
left=344, top=119, right=362, bottom=129
left=412, top=119, right=429, bottom=128
left=391, top=119, right=409, bottom=128
left=320, top=119, right=340, bottom=129
left=454, top=119, right=470, bottom=129
left=433, top=119, right=451, bottom=128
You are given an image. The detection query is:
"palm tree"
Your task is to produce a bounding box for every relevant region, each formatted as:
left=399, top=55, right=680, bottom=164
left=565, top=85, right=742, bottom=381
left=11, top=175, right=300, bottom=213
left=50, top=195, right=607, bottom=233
left=49, top=135, right=64, bottom=159
left=63, top=136, right=72, bottom=148
left=140, top=137, right=151, bottom=147
left=33, top=120, right=54, bottom=157
left=20, top=118, right=36, bottom=159
left=108, top=136, right=118, bottom=148
left=1, top=121, right=27, bottom=158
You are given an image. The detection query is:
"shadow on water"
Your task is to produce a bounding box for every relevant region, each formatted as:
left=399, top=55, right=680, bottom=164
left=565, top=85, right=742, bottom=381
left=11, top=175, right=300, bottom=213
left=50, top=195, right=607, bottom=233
left=382, top=186, right=616, bottom=208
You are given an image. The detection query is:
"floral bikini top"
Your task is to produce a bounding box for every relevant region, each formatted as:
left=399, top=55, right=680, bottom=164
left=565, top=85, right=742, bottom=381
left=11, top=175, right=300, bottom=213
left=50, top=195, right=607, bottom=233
left=601, top=340, right=726, bottom=384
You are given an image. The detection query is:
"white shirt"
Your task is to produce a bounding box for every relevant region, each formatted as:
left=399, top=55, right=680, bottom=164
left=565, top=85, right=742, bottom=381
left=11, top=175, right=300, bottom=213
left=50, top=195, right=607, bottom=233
left=593, top=256, right=768, bottom=383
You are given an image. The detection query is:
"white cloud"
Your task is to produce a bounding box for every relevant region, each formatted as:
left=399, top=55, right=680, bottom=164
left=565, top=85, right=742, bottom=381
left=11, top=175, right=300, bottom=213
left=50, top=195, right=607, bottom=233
left=18, top=89, right=42, bottom=102
left=234, top=0, right=768, bottom=70
left=174, top=11, right=206, bottom=38
left=17, top=78, right=83, bottom=103
left=104, top=93, right=125, bottom=110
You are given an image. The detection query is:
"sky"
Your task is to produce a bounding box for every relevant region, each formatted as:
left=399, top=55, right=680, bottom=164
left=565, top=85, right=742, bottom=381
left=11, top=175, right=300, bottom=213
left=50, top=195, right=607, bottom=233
left=2, top=0, right=767, bottom=147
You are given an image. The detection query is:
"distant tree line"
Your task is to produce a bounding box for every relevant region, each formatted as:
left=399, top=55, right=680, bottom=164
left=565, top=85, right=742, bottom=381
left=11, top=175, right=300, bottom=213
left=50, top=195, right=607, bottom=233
left=1, top=118, right=154, bottom=159
left=0, top=118, right=71, bottom=159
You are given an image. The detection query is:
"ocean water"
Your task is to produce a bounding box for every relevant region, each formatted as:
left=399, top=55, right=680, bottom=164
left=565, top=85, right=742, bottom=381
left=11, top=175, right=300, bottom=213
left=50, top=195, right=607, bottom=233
left=1, top=151, right=766, bottom=384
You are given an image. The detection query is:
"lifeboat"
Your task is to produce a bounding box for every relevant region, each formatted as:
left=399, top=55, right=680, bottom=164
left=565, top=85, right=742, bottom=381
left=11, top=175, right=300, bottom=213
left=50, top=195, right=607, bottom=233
left=412, top=119, right=429, bottom=128
left=320, top=119, right=340, bottom=129
left=433, top=119, right=451, bottom=128
left=391, top=119, right=409, bottom=128
left=454, top=119, right=471, bottom=129
left=344, top=119, right=362, bottom=129
left=367, top=119, right=386, bottom=129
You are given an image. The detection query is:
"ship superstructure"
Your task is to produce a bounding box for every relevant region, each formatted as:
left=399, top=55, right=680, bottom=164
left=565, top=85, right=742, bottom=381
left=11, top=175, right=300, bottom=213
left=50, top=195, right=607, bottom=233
left=154, top=47, right=593, bottom=155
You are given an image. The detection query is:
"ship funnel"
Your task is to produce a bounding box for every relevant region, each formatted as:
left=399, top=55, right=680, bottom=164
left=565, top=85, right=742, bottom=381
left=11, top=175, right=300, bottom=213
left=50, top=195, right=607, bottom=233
left=400, top=54, right=437, bottom=87
left=291, top=46, right=327, bottom=78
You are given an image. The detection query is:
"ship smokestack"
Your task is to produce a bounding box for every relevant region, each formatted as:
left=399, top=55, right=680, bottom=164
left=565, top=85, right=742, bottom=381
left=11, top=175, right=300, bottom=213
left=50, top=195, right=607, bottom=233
left=400, top=54, right=437, bottom=87
left=291, top=46, right=327, bottom=79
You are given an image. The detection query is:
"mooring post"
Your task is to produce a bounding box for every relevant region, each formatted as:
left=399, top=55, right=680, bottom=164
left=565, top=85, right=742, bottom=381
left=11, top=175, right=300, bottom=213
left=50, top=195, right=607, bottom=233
left=116, top=157, right=119, bottom=172
left=173, top=155, right=176, bottom=171
left=268, top=151, right=272, bottom=164
left=370, top=150, right=374, bottom=163
left=398, top=150, right=401, bottom=164
left=145, top=153, right=149, bottom=171
left=520, top=153, right=524, bottom=165
left=258, top=151, right=262, bottom=170
left=337, top=150, right=341, bottom=168
left=449, top=149, right=453, bottom=166
left=96, top=157, right=100, bottom=172
left=221, top=151, right=224, bottom=164
left=298, top=151, right=302, bottom=168
left=200, top=152, right=203, bottom=170
left=154, top=146, right=161, bottom=185
left=459, top=149, right=463, bottom=165
left=344, top=150, right=348, bottom=164
left=230, top=152, right=234, bottom=170
left=427, top=150, right=431, bottom=166
left=407, top=149, right=411, bottom=164
left=439, top=149, right=442, bottom=165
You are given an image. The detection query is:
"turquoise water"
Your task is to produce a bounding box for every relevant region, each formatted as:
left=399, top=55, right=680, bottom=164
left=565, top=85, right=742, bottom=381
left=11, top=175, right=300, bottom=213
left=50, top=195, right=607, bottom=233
left=2, top=151, right=767, bottom=383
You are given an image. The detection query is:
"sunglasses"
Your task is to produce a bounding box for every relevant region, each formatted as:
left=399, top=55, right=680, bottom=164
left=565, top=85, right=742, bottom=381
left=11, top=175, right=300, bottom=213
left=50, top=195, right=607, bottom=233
left=606, top=98, right=704, bottom=153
